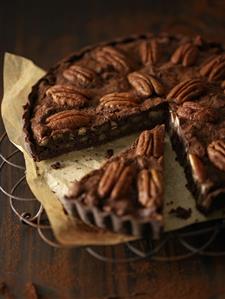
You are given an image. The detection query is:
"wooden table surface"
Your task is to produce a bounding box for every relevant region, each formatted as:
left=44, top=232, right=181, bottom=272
left=1, top=0, right=225, bottom=298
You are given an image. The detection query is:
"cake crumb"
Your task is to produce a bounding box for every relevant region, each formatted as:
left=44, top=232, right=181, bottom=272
left=166, top=201, right=174, bottom=206
left=51, top=162, right=63, bottom=169
left=169, top=207, right=192, bottom=219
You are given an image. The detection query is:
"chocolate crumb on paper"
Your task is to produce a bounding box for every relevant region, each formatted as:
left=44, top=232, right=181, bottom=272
left=166, top=201, right=174, bottom=206
left=169, top=207, right=192, bottom=220
left=51, top=161, right=63, bottom=169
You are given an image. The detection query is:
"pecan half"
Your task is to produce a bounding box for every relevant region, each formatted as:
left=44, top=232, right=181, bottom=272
left=135, top=125, right=164, bottom=158
left=46, top=110, right=92, bottom=130
left=95, top=46, right=130, bottom=73
left=148, top=75, right=165, bottom=96
left=46, top=85, right=88, bottom=108
left=183, top=46, right=198, bottom=67
left=128, top=72, right=165, bottom=97
left=207, top=140, right=225, bottom=171
left=209, top=62, right=225, bottom=81
left=177, top=102, right=216, bottom=122
left=137, top=169, right=150, bottom=207
left=188, top=154, right=207, bottom=183
left=137, top=169, right=162, bottom=208
left=128, top=72, right=154, bottom=97
left=99, top=92, right=138, bottom=109
left=98, top=158, right=125, bottom=198
left=139, top=39, right=160, bottom=65
left=63, top=65, right=97, bottom=87
left=110, top=165, right=133, bottom=200
left=135, top=131, right=153, bottom=157
left=200, top=54, right=225, bottom=81
left=171, top=42, right=198, bottom=67
left=166, top=79, right=204, bottom=104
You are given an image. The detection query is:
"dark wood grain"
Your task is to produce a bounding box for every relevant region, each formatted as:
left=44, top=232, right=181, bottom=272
left=1, top=0, right=225, bottom=298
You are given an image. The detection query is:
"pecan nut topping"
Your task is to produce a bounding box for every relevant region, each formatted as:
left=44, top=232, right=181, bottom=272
left=63, top=65, right=97, bottom=87
left=99, top=92, right=139, bottom=109
left=177, top=101, right=216, bottom=122
left=46, top=110, right=92, bottom=130
left=166, top=79, right=204, bottom=104
left=135, top=125, right=164, bottom=158
left=95, top=46, right=130, bottom=73
left=188, top=154, right=207, bottom=183
left=207, top=140, right=225, bottom=171
left=46, top=85, right=88, bottom=108
left=137, top=169, right=162, bottom=208
left=98, top=158, right=125, bottom=198
left=98, top=159, right=133, bottom=200
left=135, top=131, right=163, bottom=159
left=200, top=54, right=225, bottom=81
left=139, top=39, right=160, bottom=65
left=110, top=165, right=133, bottom=200
left=128, top=72, right=153, bottom=97
left=148, top=75, right=165, bottom=96
left=135, top=131, right=153, bottom=157
left=128, top=72, right=164, bottom=97
left=170, top=42, right=198, bottom=67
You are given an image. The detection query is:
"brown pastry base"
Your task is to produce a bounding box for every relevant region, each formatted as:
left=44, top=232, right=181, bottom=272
left=63, top=199, right=163, bottom=238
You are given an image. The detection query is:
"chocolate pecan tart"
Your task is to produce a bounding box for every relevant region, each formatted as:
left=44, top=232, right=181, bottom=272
left=23, top=32, right=225, bottom=230
left=64, top=125, right=165, bottom=237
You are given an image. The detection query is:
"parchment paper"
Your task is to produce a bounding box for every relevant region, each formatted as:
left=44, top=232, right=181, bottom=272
left=1, top=53, right=224, bottom=246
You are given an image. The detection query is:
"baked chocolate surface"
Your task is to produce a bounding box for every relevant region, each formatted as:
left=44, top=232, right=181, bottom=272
left=24, top=33, right=170, bottom=161
left=23, top=32, right=225, bottom=226
left=65, top=125, right=165, bottom=237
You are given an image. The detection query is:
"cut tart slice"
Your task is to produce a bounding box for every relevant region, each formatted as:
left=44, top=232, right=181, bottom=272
left=64, top=125, right=165, bottom=238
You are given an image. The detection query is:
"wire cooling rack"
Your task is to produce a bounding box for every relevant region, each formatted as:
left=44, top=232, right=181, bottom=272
left=1, top=131, right=225, bottom=263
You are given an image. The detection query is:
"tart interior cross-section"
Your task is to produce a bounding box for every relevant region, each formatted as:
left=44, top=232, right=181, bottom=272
left=23, top=33, right=225, bottom=237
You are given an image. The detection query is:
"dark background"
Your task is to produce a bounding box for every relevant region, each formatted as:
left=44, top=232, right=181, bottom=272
left=0, top=0, right=225, bottom=298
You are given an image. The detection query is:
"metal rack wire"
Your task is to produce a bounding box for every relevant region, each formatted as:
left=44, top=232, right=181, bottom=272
left=1, top=131, right=225, bottom=263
